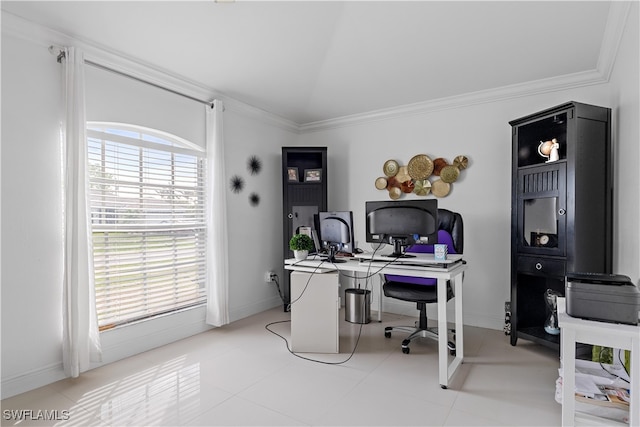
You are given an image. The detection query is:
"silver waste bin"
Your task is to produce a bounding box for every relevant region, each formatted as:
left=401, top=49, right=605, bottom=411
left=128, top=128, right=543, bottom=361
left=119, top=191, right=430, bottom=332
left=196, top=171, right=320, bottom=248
left=345, top=288, right=371, bottom=324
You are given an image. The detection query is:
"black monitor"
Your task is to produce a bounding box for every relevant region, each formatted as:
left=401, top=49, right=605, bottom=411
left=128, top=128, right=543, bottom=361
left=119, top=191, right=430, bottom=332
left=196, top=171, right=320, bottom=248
left=365, top=200, right=438, bottom=257
left=319, top=211, right=355, bottom=263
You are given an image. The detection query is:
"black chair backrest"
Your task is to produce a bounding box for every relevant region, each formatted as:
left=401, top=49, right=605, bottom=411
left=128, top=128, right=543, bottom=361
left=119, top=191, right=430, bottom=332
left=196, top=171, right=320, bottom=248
left=437, top=209, right=463, bottom=254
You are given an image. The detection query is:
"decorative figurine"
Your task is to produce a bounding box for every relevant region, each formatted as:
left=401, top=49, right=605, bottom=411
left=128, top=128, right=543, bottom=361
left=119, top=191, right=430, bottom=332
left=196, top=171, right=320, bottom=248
left=543, top=289, right=562, bottom=335
left=538, top=138, right=560, bottom=162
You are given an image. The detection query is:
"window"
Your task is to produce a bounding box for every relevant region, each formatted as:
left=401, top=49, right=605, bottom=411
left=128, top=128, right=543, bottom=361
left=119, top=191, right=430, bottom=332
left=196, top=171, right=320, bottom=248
left=87, top=123, right=206, bottom=330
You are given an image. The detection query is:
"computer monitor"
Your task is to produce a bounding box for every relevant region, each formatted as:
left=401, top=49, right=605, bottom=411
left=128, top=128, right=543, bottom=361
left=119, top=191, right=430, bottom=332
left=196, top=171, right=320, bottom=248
left=365, top=199, right=438, bottom=257
left=319, top=211, right=355, bottom=263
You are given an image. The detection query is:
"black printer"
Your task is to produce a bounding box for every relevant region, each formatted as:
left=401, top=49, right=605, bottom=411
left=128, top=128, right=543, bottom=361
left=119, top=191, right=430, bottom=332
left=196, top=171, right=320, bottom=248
left=565, top=272, right=640, bottom=325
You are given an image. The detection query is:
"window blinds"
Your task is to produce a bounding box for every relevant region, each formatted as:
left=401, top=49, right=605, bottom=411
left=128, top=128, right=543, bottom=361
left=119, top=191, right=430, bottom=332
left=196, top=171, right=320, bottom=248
left=87, top=125, right=206, bottom=329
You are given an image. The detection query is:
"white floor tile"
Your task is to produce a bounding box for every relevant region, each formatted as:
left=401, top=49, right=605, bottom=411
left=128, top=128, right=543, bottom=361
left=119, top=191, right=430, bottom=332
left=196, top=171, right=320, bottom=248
left=1, top=307, right=564, bottom=426
left=184, top=396, right=306, bottom=426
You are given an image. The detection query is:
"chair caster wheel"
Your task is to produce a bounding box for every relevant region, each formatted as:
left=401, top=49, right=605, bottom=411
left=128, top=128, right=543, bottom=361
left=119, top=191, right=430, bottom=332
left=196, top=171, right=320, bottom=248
left=384, top=331, right=391, bottom=338
left=447, top=341, right=456, bottom=356
left=402, top=347, right=410, bottom=354
left=441, top=385, right=447, bottom=389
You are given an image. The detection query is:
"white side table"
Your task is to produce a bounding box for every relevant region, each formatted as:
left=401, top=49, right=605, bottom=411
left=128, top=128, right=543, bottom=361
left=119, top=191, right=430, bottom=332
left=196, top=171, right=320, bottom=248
left=558, top=297, right=639, bottom=426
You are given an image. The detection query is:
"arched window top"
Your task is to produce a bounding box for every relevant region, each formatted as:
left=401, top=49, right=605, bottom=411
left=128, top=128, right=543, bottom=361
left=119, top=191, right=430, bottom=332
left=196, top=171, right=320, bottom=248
left=87, top=121, right=204, bottom=155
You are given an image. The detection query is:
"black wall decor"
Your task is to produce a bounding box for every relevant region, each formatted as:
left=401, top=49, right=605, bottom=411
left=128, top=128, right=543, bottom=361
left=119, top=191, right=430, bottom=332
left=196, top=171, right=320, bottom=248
left=230, top=175, right=245, bottom=193
left=248, top=155, right=262, bottom=175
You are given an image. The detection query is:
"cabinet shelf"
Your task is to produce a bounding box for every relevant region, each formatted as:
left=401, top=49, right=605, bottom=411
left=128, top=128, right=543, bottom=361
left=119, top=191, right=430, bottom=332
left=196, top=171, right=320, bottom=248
left=518, top=328, right=593, bottom=357
left=518, top=327, right=560, bottom=349
left=514, top=110, right=568, bottom=167
left=516, top=159, right=567, bottom=171
left=287, top=182, right=324, bottom=185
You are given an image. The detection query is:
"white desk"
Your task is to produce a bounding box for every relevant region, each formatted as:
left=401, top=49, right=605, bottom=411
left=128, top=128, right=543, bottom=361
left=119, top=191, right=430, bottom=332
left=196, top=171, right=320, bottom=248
left=285, top=255, right=467, bottom=389
left=558, top=297, right=639, bottom=426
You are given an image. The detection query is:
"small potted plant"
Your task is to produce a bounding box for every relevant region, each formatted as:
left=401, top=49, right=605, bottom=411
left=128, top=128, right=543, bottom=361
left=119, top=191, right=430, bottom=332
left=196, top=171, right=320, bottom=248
left=289, top=233, right=314, bottom=261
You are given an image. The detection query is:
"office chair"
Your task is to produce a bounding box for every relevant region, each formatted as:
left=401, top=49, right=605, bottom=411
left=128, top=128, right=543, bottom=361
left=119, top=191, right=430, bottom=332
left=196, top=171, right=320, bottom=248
left=383, top=209, right=463, bottom=355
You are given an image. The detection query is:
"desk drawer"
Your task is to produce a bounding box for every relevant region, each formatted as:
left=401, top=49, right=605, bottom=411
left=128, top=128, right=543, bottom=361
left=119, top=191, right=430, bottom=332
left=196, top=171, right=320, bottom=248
left=517, top=256, right=565, bottom=278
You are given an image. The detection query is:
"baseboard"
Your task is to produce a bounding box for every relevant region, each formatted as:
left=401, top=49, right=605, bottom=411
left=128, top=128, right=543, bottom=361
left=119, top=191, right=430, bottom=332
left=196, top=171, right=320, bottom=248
left=1, top=362, right=66, bottom=400
left=229, top=296, right=283, bottom=322
left=1, top=300, right=283, bottom=399
left=381, top=299, right=503, bottom=331
left=97, top=305, right=213, bottom=366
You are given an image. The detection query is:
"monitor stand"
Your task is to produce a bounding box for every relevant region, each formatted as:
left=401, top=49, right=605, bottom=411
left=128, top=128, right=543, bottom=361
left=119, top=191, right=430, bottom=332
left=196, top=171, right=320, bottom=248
left=389, top=238, right=415, bottom=258
left=326, top=245, right=347, bottom=263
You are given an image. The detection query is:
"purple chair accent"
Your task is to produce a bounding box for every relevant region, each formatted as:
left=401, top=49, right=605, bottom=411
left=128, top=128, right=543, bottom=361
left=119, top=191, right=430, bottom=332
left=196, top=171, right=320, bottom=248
left=384, top=230, right=457, bottom=285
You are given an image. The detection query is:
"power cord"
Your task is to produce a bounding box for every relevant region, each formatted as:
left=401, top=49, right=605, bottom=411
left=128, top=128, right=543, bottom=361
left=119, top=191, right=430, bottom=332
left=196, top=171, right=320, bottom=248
left=597, top=347, right=630, bottom=384
left=265, top=318, right=365, bottom=365
left=271, top=275, right=286, bottom=305
left=268, top=239, right=456, bottom=366
left=265, top=255, right=383, bottom=365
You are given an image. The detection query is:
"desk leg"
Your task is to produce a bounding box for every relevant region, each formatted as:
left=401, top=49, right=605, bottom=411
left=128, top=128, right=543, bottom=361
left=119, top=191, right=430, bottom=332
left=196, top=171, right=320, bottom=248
left=437, top=277, right=448, bottom=388
left=561, top=327, right=576, bottom=427
left=439, top=272, right=465, bottom=389
left=631, top=336, right=639, bottom=427
left=454, top=272, right=464, bottom=367
left=377, top=274, right=383, bottom=322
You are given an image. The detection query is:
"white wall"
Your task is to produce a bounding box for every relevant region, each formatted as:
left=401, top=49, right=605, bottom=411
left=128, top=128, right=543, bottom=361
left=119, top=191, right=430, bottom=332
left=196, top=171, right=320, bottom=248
left=1, top=29, right=297, bottom=398
left=1, top=32, right=67, bottom=396
left=297, top=4, right=640, bottom=328
left=608, top=1, right=639, bottom=282
left=223, top=108, right=298, bottom=320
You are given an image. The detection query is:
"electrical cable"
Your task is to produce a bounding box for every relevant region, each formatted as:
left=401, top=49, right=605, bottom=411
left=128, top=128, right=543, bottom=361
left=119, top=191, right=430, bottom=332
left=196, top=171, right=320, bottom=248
left=265, top=317, right=365, bottom=365
left=269, top=236, right=455, bottom=366
left=597, top=347, right=630, bottom=384
left=265, top=244, right=396, bottom=366
left=285, top=258, right=330, bottom=310
left=271, top=275, right=286, bottom=304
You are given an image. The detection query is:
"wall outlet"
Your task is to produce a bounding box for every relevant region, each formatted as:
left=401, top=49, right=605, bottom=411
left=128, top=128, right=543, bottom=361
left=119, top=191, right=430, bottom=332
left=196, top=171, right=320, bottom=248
left=264, top=271, right=276, bottom=283
left=504, top=301, right=512, bottom=336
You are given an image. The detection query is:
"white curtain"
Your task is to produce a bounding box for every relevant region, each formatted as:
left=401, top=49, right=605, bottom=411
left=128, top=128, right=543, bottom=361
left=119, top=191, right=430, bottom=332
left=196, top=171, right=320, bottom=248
left=205, top=100, right=230, bottom=326
left=61, top=47, right=102, bottom=377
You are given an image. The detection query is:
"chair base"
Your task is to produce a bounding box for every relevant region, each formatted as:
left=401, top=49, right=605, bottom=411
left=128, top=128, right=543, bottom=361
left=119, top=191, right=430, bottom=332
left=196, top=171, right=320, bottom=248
left=384, top=323, right=456, bottom=355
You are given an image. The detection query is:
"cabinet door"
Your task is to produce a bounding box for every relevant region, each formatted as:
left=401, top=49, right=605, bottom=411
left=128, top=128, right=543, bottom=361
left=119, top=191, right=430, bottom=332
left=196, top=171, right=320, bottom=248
left=290, top=271, right=339, bottom=353
left=516, top=163, right=566, bottom=256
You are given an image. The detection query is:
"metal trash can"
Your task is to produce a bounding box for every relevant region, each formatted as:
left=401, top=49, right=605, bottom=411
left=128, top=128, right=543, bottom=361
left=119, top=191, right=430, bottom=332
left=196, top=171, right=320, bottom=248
left=345, top=288, right=371, bottom=324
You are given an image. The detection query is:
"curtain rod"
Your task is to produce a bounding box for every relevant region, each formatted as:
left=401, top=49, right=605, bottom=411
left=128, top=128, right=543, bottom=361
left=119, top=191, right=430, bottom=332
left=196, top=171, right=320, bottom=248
left=52, top=47, right=214, bottom=108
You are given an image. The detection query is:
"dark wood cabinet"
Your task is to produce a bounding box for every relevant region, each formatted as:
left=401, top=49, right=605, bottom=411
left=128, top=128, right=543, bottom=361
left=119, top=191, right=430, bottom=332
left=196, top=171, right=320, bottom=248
left=509, top=102, right=612, bottom=349
left=281, top=147, right=327, bottom=310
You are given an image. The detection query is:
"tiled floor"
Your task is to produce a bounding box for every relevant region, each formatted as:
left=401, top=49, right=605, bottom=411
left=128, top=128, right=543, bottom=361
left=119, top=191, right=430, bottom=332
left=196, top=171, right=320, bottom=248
left=1, top=308, right=564, bottom=426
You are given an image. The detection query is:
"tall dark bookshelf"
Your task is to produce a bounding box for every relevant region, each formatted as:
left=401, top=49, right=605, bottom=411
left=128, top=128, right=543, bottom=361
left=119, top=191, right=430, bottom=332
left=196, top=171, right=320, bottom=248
left=281, top=147, right=327, bottom=310
left=509, top=102, right=612, bottom=350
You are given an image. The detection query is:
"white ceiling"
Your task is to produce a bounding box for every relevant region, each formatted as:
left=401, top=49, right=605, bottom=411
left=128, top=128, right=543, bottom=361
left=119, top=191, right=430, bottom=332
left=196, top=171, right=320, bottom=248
left=2, top=1, right=614, bottom=125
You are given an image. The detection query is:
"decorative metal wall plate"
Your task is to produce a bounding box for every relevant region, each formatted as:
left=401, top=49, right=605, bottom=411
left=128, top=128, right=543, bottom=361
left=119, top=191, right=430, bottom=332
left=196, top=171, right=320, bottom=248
left=407, top=154, right=434, bottom=180
left=374, top=154, right=469, bottom=198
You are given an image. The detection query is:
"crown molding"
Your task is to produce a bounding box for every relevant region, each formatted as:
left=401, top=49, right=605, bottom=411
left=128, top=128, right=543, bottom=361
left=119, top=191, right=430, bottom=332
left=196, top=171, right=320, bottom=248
left=1, top=11, right=300, bottom=134
left=3, top=2, right=630, bottom=136
left=298, top=1, right=632, bottom=133
left=299, top=69, right=608, bottom=133
left=596, top=1, right=633, bottom=81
